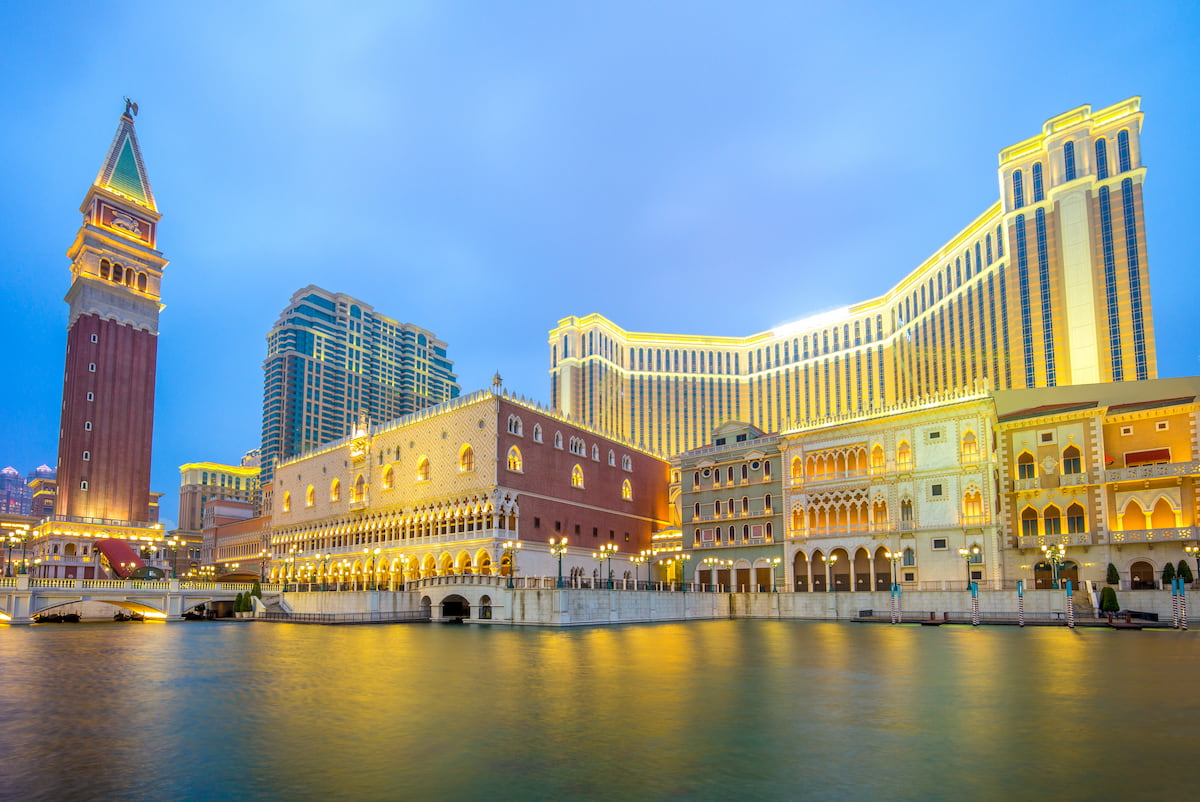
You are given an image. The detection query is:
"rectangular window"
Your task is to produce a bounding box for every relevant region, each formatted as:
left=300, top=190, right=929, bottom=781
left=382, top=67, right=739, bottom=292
left=82, top=451, right=90, bottom=461
left=1040, top=431, right=1055, bottom=443
left=90, top=334, right=99, bottom=343
left=931, top=484, right=943, bottom=497
left=86, top=392, right=94, bottom=402
left=533, top=517, right=540, bottom=528
left=1156, top=421, right=1169, bottom=431
left=88, top=363, right=96, bottom=372
left=931, top=538, right=948, bottom=551
left=928, top=430, right=941, bottom=441
left=84, top=421, right=92, bottom=431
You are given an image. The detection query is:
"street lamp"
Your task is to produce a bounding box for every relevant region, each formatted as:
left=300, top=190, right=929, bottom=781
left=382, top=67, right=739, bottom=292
left=288, top=545, right=299, bottom=583
left=702, top=556, right=722, bottom=591
left=363, top=547, right=381, bottom=590
left=821, top=553, right=838, bottom=592
left=959, top=545, right=981, bottom=587
left=1040, top=543, right=1065, bottom=590
left=592, top=543, right=617, bottom=589
left=257, top=548, right=271, bottom=582
left=767, top=556, right=782, bottom=592
left=885, top=550, right=902, bottom=589
left=630, top=549, right=651, bottom=589
left=550, top=537, right=568, bottom=588
left=167, top=536, right=183, bottom=578
left=1185, top=544, right=1200, bottom=584
left=502, top=540, right=522, bottom=588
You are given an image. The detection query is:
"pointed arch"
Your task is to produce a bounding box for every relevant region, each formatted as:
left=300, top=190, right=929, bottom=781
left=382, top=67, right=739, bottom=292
left=459, top=443, right=475, bottom=473
left=571, top=464, right=584, bottom=488
left=506, top=446, right=523, bottom=472
left=416, top=456, right=431, bottom=482
left=621, top=479, right=632, bottom=501
left=330, top=478, right=341, bottom=501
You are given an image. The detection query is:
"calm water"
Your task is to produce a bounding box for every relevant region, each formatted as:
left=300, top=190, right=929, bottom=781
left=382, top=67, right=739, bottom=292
left=1, top=620, right=1196, bottom=801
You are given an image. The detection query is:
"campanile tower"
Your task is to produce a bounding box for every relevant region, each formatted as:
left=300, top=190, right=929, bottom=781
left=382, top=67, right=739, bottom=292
left=54, top=101, right=167, bottom=523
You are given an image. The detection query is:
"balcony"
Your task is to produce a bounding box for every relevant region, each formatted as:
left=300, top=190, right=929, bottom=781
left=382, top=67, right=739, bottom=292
left=1108, top=526, right=1196, bottom=545
left=1013, top=477, right=1040, bottom=492
left=1105, top=460, right=1200, bottom=483
left=1059, top=472, right=1089, bottom=487
left=791, top=469, right=869, bottom=488
left=1017, top=532, right=1094, bottom=549
left=348, top=494, right=370, bottom=511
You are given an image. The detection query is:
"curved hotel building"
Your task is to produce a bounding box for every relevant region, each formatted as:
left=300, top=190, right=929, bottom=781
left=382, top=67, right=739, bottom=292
left=550, top=98, right=1155, bottom=457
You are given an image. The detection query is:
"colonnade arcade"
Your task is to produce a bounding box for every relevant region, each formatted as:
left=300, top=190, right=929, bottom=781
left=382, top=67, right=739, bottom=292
left=790, top=546, right=894, bottom=592
left=267, top=491, right=521, bottom=583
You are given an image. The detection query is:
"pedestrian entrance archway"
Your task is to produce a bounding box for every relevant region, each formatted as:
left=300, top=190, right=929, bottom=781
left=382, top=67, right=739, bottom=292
left=1130, top=561, right=1155, bottom=590
left=441, top=594, right=470, bottom=619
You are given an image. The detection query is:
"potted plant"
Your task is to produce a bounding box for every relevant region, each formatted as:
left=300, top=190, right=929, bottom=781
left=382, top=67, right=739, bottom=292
left=1099, top=586, right=1120, bottom=615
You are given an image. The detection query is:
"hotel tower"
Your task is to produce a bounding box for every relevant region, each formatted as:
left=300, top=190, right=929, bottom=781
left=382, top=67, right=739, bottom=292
left=550, top=98, right=1156, bottom=456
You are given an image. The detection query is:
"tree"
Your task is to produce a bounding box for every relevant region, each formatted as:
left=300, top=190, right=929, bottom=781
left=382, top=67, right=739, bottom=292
left=234, top=592, right=245, bottom=614
left=1100, top=586, right=1120, bottom=613
left=1106, top=563, right=1120, bottom=585
left=1178, top=560, right=1194, bottom=584
left=1162, top=562, right=1176, bottom=584
left=251, top=580, right=263, bottom=599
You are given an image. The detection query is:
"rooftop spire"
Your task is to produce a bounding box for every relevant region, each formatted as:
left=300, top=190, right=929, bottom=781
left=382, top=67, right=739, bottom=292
left=93, top=98, right=156, bottom=211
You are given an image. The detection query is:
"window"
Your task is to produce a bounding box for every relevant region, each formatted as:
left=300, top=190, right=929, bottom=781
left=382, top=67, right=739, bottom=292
left=1062, top=446, right=1081, bottom=475
left=84, top=421, right=92, bottom=431
left=591, top=444, right=600, bottom=462
left=902, top=548, right=915, bottom=567
left=621, top=479, right=632, bottom=500
left=741, top=464, right=748, bottom=481
left=507, top=415, right=523, bottom=436
left=1117, top=129, right=1131, bottom=173
left=963, top=490, right=982, bottom=521
left=1064, top=141, right=1077, bottom=182
left=763, top=460, right=771, bottom=478
left=741, top=496, right=749, bottom=513
left=90, top=333, right=98, bottom=343
left=571, top=464, right=584, bottom=488
left=1095, top=138, right=1109, bottom=180
left=532, top=424, right=542, bottom=443
left=931, top=484, right=943, bottom=497
left=459, top=444, right=475, bottom=472
left=931, top=537, right=948, bottom=550
left=554, top=431, right=563, bottom=449
left=305, top=485, right=315, bottom=507
left=1040, top=431, right=1055, bottom=443
left=1044, top=505, right=1062, bottom=535
left=608, top=449, right=616, bottom=467
left=82, top=450, right=90, bottom=461
left=1012, top=169, right=1025, bottom=208
left=928, top=430, right=941, bottom=441
left=507, top=446, right=523, bottom=473
left=86, top=392, right=94, bottom=402
left=88, top=363, right=96, bottom=372
left=1156, top=421, right=1169, bottom=432
left=80, top=480, right=88, bottom=491
left=330, top=478, right=341, bottom=501
left=960, top=431, right=978, bottom=460
left=764, top=493, right=772, bottom=512
left=1032, top=162, right=1044, bottom=202
left=417, top=456, right=431, bottom=482
left=382, top=465, right=394, bottom=489
left=791, top=457, right=803, bottom=479
left=692, top=472, right=700, bottom=489
left=1066, top=503, right=1086, bottom=534
left=897, top=441, right=912, bottom=470
left=1017, top=453, right=1035, bottom=479
left=621, top=455, right=632, bottom=472
left=1120, top=426, right=1133, bottom=436
left=352, top=474, right=366, bottom=503
left=900, top=499, right=913, bottom=521
left=1020, top=507, right=1038, bottom=537
left=715, top=499, right=723, bottom=516
left=282, top=492, right=291, bottom=513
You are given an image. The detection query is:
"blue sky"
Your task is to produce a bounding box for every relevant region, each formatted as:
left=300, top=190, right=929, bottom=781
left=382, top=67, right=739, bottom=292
left=2, top=1, right=1198, bottom=527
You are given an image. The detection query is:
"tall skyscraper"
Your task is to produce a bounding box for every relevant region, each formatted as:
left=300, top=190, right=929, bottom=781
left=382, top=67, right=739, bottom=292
left=550, top=98, right=1156, bottom=456
left=260, top=286, right=460, bottom=485
left=55, top=101, right=166, bottom=523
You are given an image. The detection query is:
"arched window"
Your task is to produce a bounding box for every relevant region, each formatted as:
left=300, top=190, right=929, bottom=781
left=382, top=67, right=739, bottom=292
left=417, top=456, right=431, bottom=482
left=305, top=485, right=315, bottom=507
left=99, top=259, right=110, bottom=279
left=1017, top=452, right=1036, bottom=480
left=763, top=460, right=771, bottom=478
left=1012, top=168, right=1025, bottom=208
left=963, top=489, right=982, bottom=521
left=791, top=457, right=803, bottom=479
left=608, top=449, right=616, bottom=467
left=137, top=273, right=147, bottom=292
left=900, top=499, right=913, bottom=522
left=1064, top=141, right=1077, bottom=182
left=507, top=415, right=523, bottom=436
left=870, top=445, right=884, bottom=474
left=902, top=547, right=915, bottom=567
left=960, top=431, right=979, bottom=461
left=1021, top=507, right=1038, bottom=537
left=741, top=496, right=749, bottom=514
left=112, top=263, right=123, bottom=283
left=382, top=465, right=394, bottom=489
left=506, top=446, right=522, bottom=473
left=726, top=466, right=734, bottom=483
left=532, top=424, right=543, bottom=443
left=621, top=479, right=632, bottom=500
left=897, top=441, right=912, bottom=470
left=282, top=492, right=291, bottom=513
left=554, top=431, right=563, bottom=449
left=1117, top=129, right=1131, bottom=173
left=1062, top=445, right=1081, bottom=475
left=692, top=472, right=700, bottom=489
left=1066, top=503, right=1086, bottom=533
left=1095, top=138, right=1109, bottom=180
left=693, top=502, right=701, bottom=519
left=621, top=455, right=632, bottom=471
left=1044, top=505, right=1062, bottom=535
left=330, top=478, right=341, bottom=502
left=740, top=464, right=748, bottom=481
left=764, top=493, right=772, bottom=512
left=459, top=444, right=475, bottom=472
left=591, top=444, right=600, bottom=462
left=352, top=474, right=366, bottom=503
left=1032, top=162, right=1044, bottom=202
left=715, top=499, right=723, bottom=516
left=571, top=464, right=584, bottom=488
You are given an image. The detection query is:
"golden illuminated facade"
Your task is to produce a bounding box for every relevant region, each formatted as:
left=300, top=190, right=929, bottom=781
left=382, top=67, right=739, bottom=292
left=550, top=98, right=1155, bottom=457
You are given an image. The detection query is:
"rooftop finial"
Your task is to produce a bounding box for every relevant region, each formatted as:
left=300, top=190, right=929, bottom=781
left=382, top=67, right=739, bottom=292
left=492, top=371, right=502, bottom=391
left=123, top=97, right=139, bottom=118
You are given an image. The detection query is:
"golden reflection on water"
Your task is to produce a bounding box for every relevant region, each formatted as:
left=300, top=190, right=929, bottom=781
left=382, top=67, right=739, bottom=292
left=2, top=620, right=1199, bottom=800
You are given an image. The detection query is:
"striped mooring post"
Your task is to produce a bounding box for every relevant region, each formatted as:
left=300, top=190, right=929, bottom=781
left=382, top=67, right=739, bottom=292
left=1181, top=581, right=1189, bottom=631
left=1172, top=578, right=1181, bottom=628
left=1065, top=580, right=1075, bottom=629
left=970, top=582, right=980, bottom=626
left=890, top=583, right=897, bottom=624
left=1017, top=580, right=1025, bottom=627
left=897, top=583, right=903, bottom=623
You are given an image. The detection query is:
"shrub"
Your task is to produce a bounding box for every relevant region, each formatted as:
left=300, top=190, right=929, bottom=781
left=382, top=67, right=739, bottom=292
left=1099, top=586, right=1120, bottom=613
left=1106, top=563, right=1120, bottom=585
left=251, top=580, right=263, bottom=599
left=1162, top=562, right=1176, bottom=584
left=1177, top=560, right=1194, bottom=584
left=234, top=592, right=245, bottom=613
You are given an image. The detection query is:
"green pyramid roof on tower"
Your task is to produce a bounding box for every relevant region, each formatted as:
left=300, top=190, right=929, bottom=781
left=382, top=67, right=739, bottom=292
left=93, top=110, right=156, bottom=211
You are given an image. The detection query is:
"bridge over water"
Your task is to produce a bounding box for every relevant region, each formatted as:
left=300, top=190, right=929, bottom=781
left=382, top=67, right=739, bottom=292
left=0, top=576, right=282, bottom=623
